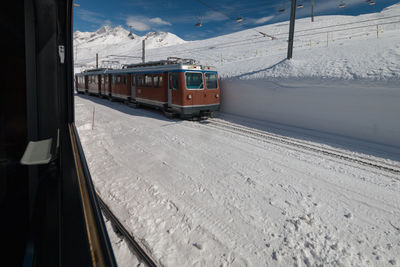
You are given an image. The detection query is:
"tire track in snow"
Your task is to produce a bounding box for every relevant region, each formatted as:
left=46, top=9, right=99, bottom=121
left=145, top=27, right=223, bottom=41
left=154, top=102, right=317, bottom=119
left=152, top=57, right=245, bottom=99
left=201, top=118, right=400, bottom=178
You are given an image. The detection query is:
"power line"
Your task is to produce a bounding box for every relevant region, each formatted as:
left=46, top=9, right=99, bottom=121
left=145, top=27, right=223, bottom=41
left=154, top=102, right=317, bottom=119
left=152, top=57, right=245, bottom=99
left=193, top=0, right=277, bottom=40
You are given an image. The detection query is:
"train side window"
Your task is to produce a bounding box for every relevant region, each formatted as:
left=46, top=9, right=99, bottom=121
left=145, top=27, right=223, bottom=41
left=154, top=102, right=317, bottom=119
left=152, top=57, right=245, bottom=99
left=205, top=73, right=218, bottom=89
left=173, top=73, right=178, bottom=90
left=145, top=75, right=152, bottom=87
left=122, top=76, right=126, bottom=84
left=153, top=75, right=159, bottom=88
left=132, top=75, right=136, bottom=86
left=117, top=76, right=121, bottom=84
left=159, top=75, right=163, bottom=87
left=137, top=75, right=143, bottom=86
left=185, top=72, right=203, bottom=89
left=112, top=75, right=116, bottom=84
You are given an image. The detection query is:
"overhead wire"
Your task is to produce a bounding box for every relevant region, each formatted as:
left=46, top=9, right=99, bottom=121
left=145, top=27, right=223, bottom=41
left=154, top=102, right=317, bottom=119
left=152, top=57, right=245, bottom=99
left=193, top=0, right=277, bottom=40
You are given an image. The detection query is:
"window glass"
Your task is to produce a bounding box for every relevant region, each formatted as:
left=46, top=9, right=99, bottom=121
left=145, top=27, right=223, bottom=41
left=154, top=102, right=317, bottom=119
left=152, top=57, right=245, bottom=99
left=185, top=72, right=203, bottom=89
left=145, top=75, right=152, bottom=87
left=173, top=73, right=178, bottom=90
left=159, top=76, right=163, bottom=88
left=132, top=75, right=136, bottom=86
left=205, top=73, right=218, bottom=89
left=122, top=76, right=126, bottom=84
left=153, top=75, right=159, bottom=88
left=117, top=76, right=121, bottom=83
left=137, top=75, right=143, bottom=86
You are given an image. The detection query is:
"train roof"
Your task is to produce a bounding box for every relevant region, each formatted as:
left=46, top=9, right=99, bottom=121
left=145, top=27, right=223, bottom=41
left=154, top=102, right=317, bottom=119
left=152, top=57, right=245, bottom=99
left=75, top=57, right=217, bottom=76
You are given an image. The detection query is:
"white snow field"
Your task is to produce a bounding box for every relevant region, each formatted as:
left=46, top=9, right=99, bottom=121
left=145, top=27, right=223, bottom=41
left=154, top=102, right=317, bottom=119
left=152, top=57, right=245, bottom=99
left=75, top=95, right=400, bottom=266
left=74, top=3, right=400, bottom=266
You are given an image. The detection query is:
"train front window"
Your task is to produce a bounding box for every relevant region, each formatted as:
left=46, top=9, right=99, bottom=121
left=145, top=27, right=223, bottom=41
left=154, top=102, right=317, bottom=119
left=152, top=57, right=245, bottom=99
left=205, top=73, right=218, bottom=89
left=185, top=72, right=203, bottom=89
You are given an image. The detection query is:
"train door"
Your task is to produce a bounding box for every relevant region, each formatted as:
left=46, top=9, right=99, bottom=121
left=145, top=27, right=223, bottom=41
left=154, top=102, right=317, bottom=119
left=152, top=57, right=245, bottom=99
left=131, top=74, right=136, bottom=99
left=168, top=72, right=182, bottom=108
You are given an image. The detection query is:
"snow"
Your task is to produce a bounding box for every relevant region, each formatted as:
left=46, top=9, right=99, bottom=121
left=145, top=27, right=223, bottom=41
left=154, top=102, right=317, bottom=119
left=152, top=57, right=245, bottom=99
left=104, top=217, right=144, bottom=267
left=74, top=4, right=400, bottom=266
left=75, top=95, right=400, bottom=267
left=74, top=4, right=400, bottom=147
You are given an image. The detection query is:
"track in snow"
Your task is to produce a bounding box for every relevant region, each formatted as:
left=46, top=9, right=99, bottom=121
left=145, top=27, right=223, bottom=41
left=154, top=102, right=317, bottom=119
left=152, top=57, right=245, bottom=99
left=98, top=195, right=158, bottom=267
left=200, top=118, right=400, bottom=178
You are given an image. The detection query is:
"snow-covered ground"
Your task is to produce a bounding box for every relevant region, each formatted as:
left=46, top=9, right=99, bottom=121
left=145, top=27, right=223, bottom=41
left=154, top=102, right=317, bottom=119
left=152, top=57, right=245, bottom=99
left=74, top=3, right=400, bottom=266
left=76, top=95, right=400, bottom=267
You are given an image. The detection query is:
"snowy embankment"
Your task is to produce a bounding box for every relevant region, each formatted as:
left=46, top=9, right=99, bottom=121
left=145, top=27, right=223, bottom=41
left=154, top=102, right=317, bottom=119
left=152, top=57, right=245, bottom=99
left=75, top=95, right=400, bottom=267
left=74, top=4, right=400, bottom=148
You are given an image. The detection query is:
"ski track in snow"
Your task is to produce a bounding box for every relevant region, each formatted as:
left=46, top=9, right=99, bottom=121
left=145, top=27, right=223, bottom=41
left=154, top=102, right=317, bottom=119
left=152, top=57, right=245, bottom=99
left=75, top=96, right=400, bottom=267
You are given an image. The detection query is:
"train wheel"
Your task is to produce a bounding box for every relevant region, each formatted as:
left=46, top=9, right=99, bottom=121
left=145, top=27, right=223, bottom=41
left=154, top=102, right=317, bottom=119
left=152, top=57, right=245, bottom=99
left=210, top=111, right=218, bottom=118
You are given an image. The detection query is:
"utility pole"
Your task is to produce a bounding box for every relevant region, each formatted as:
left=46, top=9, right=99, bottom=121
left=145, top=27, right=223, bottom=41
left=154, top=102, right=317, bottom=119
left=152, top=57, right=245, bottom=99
left=311, top=0, right=315, bottom=22
left=142, top=39, right=145, bottom=63
left=96, top=53, right=98, bottom=68
left=287, top=0, right=297, bottom=60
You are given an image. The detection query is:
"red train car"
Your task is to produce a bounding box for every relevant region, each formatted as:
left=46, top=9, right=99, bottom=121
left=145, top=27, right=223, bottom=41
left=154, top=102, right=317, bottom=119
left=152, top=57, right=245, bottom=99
left=75, top=58, right=220, bottom=118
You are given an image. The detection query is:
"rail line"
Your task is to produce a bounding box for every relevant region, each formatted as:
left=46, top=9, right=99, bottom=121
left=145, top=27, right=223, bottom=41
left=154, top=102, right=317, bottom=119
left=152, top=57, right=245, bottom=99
left=202, top=118, right=400, bottom=177
left=97, top=195, right=158, bottom=267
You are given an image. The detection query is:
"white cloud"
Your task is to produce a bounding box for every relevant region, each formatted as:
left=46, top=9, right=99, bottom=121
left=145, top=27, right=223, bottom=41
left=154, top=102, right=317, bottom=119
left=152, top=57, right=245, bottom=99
left=253, top=15, right=275, bottom=25
left=202, top=11, right=229, bottom=22
left=126, top=16, right=172, bottom=32
left=149, top=17, right=171, bottom=26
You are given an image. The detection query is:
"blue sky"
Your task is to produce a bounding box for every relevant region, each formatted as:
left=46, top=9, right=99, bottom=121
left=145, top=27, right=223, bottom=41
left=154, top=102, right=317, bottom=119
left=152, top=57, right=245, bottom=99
left=74, top=0, right=399, bottom=40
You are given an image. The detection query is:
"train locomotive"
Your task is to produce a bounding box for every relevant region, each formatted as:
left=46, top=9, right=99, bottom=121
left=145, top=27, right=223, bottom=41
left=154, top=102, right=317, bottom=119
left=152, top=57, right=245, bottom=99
left=75, top=58, right=220, bottom=118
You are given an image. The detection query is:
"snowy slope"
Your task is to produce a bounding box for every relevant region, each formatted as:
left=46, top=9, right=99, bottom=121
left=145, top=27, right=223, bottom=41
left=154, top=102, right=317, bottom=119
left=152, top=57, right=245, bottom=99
left=74, top=25, right=186, bottom=69
left=74, top=4, right=400, bottom=80
left=75, top=95, right=400, bottom=267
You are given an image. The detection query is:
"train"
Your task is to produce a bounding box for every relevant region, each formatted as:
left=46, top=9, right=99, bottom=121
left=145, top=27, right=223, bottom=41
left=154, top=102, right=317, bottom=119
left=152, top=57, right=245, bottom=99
left=75, top=57, right=221, bottom=118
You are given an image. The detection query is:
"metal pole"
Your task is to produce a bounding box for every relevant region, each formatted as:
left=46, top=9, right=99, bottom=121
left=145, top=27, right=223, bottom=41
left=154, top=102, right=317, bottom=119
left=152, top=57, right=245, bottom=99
left=311, top=0, right=314, bottom=22
left=142, top=40, right=145, bottom=63
left=287, top=0, right=297, bottom=60
left=96, top=53, right=98, bottom=68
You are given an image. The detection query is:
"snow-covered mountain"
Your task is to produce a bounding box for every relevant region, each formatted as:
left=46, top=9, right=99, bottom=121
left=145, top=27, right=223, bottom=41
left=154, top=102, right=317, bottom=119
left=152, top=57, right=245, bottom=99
left=74, top=4, right=400, bottom=81
left=73, top=25, right=186, bottom=68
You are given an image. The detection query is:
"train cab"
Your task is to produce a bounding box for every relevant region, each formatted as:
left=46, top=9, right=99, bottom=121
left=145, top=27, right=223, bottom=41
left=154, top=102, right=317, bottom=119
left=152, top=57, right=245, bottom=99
left=167, top=65, right=220, bottom=118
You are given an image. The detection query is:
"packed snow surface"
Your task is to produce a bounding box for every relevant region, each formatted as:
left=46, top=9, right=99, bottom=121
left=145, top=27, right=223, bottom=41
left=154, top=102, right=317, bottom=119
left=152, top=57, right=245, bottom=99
left=76, top=95, right=400, bottom=267
left=75, top=4, right=400, bottom=266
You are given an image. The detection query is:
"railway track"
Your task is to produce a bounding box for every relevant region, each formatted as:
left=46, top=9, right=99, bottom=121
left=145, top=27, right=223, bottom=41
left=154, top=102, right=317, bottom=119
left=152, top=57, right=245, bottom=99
left=202, top=118, right=400, bottom=177
left=97, top=195, right=158, bottom=267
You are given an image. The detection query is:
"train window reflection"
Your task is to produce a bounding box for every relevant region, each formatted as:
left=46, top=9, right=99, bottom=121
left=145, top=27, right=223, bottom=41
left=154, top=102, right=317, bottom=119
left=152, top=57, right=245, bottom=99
left=185, top=72, right=203, bottom=89
left=205, top=73, right=218, bottom=89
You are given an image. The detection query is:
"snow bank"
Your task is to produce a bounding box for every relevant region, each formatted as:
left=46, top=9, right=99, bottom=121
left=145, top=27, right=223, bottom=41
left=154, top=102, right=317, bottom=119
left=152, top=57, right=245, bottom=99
left=221, top=78, right=400, bottom=148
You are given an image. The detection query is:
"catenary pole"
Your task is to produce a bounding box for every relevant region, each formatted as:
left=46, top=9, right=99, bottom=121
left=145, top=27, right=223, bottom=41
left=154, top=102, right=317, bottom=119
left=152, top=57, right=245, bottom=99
left=287, top=0, right=297, bottom=59
left=312, top=0, right=315, bottom=22
left=142, top=40, right=145, bottom=63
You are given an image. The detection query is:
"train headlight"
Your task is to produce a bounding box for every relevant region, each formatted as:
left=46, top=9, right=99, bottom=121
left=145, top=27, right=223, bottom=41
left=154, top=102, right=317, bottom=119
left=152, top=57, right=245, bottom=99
left=187, top=94, right=192, bottom=100
left=216, top=94, right=219, bottom=98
